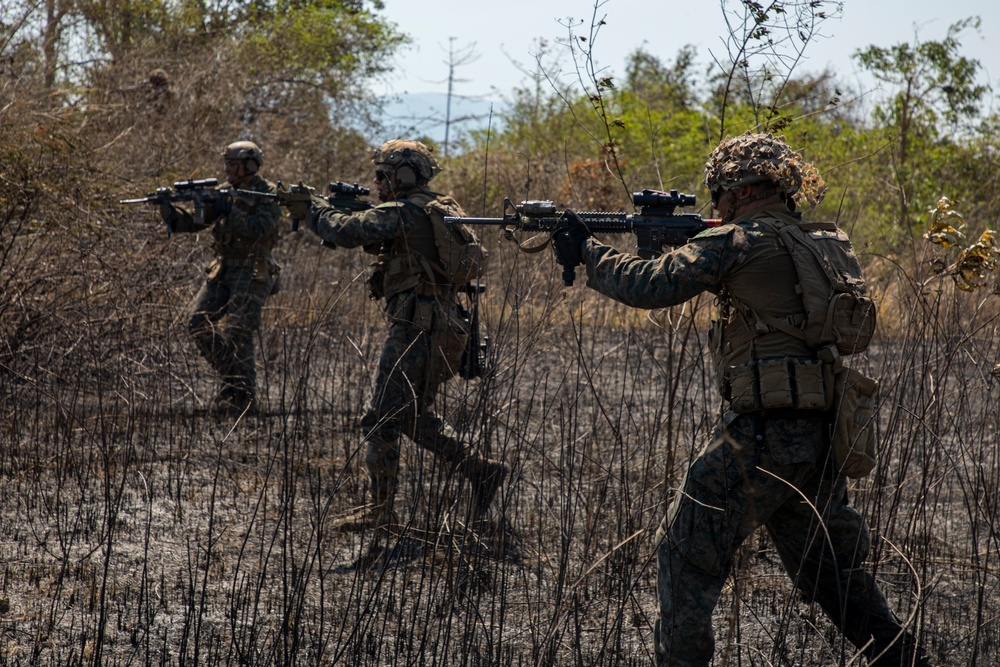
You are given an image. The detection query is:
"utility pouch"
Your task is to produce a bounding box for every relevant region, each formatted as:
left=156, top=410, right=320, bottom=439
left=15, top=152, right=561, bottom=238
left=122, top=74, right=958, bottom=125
left=727, top=358, right=834, bottom=413
left=728, top=362, right=759, bottom=413
left=793, top=360, right=831, bottom=410
left=830, top=367, right=879, bottom=478
left=757, top=359, right=795, bottom=410
left=828, top=293, right=876, bottom=355
left=429, top=307, right=469, bottom=385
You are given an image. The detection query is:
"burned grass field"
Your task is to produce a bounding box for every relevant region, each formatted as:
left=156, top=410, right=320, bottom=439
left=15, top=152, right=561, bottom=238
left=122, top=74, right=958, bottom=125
left=1, top=227, right=999, bottom=666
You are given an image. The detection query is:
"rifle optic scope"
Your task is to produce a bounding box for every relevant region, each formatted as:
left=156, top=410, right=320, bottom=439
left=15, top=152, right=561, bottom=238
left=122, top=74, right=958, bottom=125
left=328, top=181, right=371, bottom=197
left=173, top=178, right=219, bottom=191
left=632, top=189, right=696, bottom=209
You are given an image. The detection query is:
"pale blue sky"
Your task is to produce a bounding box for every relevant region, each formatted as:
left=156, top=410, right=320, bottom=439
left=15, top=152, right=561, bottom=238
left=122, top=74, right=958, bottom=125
left=376, top=0, right=1000, bottom=109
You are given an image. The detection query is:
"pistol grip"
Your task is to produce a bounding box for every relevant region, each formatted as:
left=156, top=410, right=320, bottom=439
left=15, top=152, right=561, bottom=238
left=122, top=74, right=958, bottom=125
left=562, top=265, right=576, bottom=287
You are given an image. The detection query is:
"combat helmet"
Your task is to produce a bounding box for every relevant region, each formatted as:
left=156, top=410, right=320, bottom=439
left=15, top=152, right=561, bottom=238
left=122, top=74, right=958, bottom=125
left=704, top=132, right=826, bottom=208
left=223, top=141, right=264, bottom=174
left=373, top=139, right=440, bottom=188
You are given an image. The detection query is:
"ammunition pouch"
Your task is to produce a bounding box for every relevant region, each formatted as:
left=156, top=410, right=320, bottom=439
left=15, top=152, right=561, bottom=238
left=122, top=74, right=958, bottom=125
left=830, top=367, right=878, bottom=478
left=725, top=358, right=833, bottom=413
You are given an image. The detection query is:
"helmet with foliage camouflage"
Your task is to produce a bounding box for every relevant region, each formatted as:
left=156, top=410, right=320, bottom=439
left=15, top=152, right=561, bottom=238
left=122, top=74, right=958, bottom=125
left=372, top=139, right=440, bottom=184
left=704, top=132, right=826, bottom=207
left=223, top=141, right=263, bottom=174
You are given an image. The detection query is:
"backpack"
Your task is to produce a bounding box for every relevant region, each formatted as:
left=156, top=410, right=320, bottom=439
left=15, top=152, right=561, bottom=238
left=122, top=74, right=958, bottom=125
left=405, top=193, right=487, bottom=286
left=426, top=196, right=487, bottom=285
left=753, top=212, right=876, bottom=357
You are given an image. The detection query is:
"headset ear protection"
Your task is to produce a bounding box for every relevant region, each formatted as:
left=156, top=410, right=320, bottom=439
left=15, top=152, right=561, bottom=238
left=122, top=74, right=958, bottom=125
left=394, top=165, right=418, bottom=189
left=244, top=159, right=259, bottom=175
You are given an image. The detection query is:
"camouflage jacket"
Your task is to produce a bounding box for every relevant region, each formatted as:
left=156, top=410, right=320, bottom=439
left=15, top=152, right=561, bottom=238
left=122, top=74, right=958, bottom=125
left=310, top=188, right=450, bottom=300
left=582, top=203, right=815, bottom=363
left=171, top=174, right=281, bottom=261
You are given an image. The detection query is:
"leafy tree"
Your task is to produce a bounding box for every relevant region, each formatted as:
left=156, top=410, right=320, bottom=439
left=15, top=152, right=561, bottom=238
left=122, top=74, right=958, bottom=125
left=854, top=17, right=990, bottom=230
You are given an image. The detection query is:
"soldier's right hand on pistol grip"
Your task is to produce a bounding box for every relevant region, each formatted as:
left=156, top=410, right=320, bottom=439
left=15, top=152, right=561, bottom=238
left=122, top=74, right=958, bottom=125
left=552, top=209, right=592, bottom=267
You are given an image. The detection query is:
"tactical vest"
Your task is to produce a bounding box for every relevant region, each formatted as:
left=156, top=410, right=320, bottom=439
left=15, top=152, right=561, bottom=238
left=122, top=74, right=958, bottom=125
left=377, top=189, right=474, bottom=300
left=211, top=175, right=280, bottom=265
left=711, top=208, right=874, bottom=413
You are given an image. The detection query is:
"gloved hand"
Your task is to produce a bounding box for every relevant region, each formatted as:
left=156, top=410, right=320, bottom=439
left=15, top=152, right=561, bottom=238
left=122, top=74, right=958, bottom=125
left=552, top=209, right=593, bottom=268
left=158, top=201, right=178, bottom=231
left=213, top=194, right=232, bottom=217
left=284, top=197, right=313, bottom=223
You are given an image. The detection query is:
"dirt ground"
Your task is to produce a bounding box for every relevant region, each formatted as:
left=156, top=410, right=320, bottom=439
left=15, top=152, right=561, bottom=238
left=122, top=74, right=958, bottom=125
left=1, top=238, right=999, bottom=665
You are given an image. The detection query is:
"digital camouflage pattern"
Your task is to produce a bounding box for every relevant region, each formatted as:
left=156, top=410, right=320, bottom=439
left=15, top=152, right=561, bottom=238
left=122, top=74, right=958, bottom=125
left=581, top=204, right=930, bottom=666
left=657, top=412, right=927, bottom=666
left=167, top=173, right=282, bottom=412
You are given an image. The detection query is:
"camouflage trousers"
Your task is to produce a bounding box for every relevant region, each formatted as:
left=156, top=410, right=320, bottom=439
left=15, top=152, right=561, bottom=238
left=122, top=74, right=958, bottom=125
left=655, top=411, right=929, bottom=667
left=361, top=296, right=469, bottom=506
left=187, top=267, right=271, bottom=398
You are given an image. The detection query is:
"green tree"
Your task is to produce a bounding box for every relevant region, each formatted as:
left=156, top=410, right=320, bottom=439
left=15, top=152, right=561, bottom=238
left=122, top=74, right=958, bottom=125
left=854, top=17, right=990, bottom=230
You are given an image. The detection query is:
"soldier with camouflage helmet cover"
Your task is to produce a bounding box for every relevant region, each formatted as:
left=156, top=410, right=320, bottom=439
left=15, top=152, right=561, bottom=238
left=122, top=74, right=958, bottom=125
left=551, top=132, right=932, bottom=666
left=158, top=140, right=282, bottom=416
left=292, top=139, right=507, bottom=532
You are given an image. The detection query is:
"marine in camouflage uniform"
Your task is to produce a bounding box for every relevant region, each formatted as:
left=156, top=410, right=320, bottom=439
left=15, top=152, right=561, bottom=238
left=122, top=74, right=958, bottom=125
left=552, top=133, right=932, bottom=666
left=298, top=140, right=506, bottom=530
left=160, top=141, right=282, bottom=415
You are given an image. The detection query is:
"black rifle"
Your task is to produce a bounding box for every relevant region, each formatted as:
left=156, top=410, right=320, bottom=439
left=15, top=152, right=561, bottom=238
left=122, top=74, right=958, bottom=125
left=279, top=180, right=374, bottom=238
left=121, top=178, right=281, bottom=230
left=445, top=189, right=719, bottom=286
left=326, top=181, right=374, bottom=213
left=457, top=283, right=488, bottom=380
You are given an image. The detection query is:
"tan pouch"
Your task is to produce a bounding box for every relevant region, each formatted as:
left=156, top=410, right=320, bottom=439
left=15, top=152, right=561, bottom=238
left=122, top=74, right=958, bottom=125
left=757, top=359, right=795, bottom=409
left=830, top=367, right=879, bottom=477
left=828, top=293, right=876, bottom=355
left=428, top=308, right=469, bottom=385
left=728, top=361, right=759, bottom=413
left=792, top=360, right=831, bottom=410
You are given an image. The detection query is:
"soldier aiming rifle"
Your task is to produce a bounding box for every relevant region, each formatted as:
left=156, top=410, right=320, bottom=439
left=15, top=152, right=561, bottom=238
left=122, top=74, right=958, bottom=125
left=122, top=141, right=282, bottom=416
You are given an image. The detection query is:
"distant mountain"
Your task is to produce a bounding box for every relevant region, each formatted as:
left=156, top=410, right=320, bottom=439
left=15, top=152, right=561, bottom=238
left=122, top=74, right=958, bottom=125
left=377, top=92, right=506, bottom=149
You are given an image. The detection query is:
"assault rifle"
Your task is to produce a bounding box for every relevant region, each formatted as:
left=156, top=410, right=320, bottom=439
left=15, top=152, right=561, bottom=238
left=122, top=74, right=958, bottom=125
left=120, top=178, right=283, bottom=231
left=445, top=189, right=720, bottom=286
left=457, top=283, right=488, bottom=380
left=326, top=181, right=374, bottom=213
left=279, top=180, right=374, bottom=233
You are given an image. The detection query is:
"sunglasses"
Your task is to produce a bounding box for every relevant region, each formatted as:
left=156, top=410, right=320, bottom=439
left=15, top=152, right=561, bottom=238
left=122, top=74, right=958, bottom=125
left=374, top=169, right=391, bottom=182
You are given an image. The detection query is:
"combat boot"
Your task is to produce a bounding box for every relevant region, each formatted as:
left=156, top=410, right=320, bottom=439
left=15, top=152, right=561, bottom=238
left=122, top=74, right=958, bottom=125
left=212, top=383, right=255, bottom=417
left=330, top=503, right=399, bottom=533
left=460, top=455, right=508, bottom=516
left=331, top=474, right=399, bottom=532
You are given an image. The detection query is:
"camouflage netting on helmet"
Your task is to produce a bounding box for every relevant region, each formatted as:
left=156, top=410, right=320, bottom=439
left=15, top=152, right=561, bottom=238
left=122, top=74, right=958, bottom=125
left=704, top=132, right=827, bottom=207
left=372, top=139, right=440, bottom=182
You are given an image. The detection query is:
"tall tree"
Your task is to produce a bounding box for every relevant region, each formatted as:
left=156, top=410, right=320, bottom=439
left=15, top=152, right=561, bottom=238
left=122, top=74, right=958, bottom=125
left=854, top=17, right=990, bottom=229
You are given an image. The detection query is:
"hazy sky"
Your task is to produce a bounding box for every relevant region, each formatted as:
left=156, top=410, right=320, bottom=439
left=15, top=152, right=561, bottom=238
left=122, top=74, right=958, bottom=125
left=375, top=0, right=1000, bottom=109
